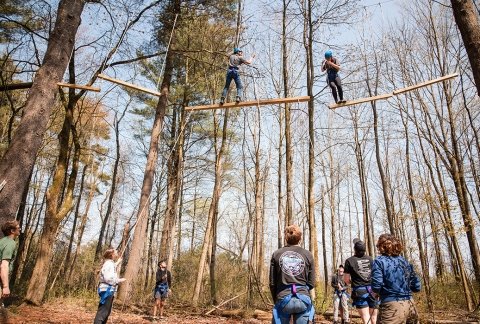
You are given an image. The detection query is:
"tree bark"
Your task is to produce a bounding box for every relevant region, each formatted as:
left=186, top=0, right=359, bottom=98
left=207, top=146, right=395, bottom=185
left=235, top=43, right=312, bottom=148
left=117, top=0, right=180, bottom=301
left=25, top=110, right=81, bottom=305
left=192, top=109, right=229, bottom=307
left=0, top=0, right=85, bottom=223
left=450, top=0, right=480, bottom=95
left=283, top=0, right=293, bottom=226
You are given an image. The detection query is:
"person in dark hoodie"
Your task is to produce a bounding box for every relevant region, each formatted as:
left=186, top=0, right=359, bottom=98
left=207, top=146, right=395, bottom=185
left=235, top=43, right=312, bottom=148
left=269, top=224, right=315, bottom=324
left=371, top=234, right=421, bottom=324
left=343, top=238, right=377, bottom=324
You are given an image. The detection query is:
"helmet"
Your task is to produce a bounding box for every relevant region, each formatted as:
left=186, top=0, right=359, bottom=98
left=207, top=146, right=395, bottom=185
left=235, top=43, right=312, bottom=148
left=234, top=47, right=242, bottom=54
left=325, top=50, right=333, bottom=59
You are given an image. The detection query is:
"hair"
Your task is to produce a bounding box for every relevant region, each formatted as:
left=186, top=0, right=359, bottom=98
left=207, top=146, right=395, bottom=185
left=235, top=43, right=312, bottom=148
left=285, top=225, right=302, bottom=245
left=103, top=248, right=116, bottom=260
left=1, top=220, right=19, bottom=236
left=158, top=260, right=167, bottom=267
left=376, top=234, right=403, bottom=256
left=338, top=265, right=344, bottom=269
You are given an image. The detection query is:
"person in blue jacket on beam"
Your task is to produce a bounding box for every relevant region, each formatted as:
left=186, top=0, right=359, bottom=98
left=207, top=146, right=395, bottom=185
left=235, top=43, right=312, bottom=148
left=269, top=224, right=315, bottom=324
left=220, top=48, right=255, bottom=104
left=371, top=234, right=421, bottom=324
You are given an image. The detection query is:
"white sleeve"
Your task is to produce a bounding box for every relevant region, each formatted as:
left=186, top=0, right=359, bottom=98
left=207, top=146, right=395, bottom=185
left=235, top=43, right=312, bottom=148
left=100, top=261, right=118, bottom=286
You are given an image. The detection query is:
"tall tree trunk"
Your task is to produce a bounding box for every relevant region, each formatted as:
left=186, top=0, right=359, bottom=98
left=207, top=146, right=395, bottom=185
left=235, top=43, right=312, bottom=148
left=10, top=169, right=33, bottom=286
left=0, top=0, right=85, bottom=223
left=304, top=0, right=319, bottom=292
left=352, top=114, right=374, bottom=255
left=63, top=163, right=88, bottom=277
left=283, top=0, right=293, bottom=226
left=25, top=111, right=81, bottom=305
left=364, top=52, right=396, bottom=234
left=399, top=102, right=432, bottom=311
left=67, top=177, right=96, bottom=282
left=450, top=0, right=480, bottom=95
left=117, top=0, right=180, bottom=301
left=95, top=107, right=127, bottom=262
left=277, top=108, right=284, bottom=249
left=192, top=109, right=229, bottom=307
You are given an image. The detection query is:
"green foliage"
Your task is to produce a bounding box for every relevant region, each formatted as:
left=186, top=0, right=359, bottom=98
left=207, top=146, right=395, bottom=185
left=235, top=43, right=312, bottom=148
left=0, top=0, right=44, bottom=43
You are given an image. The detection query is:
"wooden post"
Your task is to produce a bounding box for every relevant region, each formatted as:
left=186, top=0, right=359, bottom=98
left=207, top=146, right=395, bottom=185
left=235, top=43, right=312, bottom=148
left=186, top=96, right=310, bottom=111
left=98, top=74, right=161, bottom=96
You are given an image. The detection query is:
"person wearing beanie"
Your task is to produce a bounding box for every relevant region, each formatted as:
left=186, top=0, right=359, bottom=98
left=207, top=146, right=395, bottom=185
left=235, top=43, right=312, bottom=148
left=344, top=238, right=377, bottom=324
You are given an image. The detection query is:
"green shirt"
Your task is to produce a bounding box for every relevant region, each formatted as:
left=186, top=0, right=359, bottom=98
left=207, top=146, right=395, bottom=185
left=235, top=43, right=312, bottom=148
left=0, top=236, right=17, bottom=273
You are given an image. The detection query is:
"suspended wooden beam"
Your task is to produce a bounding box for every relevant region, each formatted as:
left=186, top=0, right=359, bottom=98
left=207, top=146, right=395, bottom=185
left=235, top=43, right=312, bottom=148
left=1, top=82, right=100, bottom=92
left=98, top=74, right=161, bottom=96
left=393, top=72, right=459, bottom=95
left=328, top=93, right=393, bottom=109
left=186, top=96, right=311, bottom=111
left=57, top=82, right=100, bottom=92
left=329, top=73, right=459, bottom=109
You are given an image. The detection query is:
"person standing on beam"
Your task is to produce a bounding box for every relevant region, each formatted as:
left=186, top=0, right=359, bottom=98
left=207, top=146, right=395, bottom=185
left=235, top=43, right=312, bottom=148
left=322, top=50, right=345, bottom=104
left=220, top=48, right=255, bottom=104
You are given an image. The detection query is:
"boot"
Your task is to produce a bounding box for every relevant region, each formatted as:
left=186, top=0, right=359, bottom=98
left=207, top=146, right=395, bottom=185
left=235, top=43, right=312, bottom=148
left=220, top=97, right=225, bottom=104
left=235, top=96, right=241, bottom=103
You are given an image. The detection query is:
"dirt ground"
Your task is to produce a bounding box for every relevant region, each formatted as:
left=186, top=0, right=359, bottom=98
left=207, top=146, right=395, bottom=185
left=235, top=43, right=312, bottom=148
left=4, top=300, right=479, bottom=324
left=3, top=301, right=267, bottom=324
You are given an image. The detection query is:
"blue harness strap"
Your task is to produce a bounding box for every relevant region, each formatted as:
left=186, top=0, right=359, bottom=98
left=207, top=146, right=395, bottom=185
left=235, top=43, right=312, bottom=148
left=98, top=285, right=113, bottom=305
left=154, top=282, right=169, bottom=298
left=272, top=284, right=315, bottom=323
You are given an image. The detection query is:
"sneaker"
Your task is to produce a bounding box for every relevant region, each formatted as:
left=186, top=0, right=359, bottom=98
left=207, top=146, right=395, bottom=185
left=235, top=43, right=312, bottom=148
left=220, top=97, right=225, bottom=105
left=235, top=96, right=241, bottom=103
left=339, top=99, right=346, bottom=104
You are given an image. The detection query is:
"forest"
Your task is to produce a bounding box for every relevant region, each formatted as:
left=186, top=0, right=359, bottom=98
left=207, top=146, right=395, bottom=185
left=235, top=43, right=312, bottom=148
left=0, top=0, right=479, bottom=323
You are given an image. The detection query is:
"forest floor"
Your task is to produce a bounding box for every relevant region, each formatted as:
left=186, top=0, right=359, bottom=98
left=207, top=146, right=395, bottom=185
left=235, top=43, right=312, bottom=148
left=3, top=299, right=479, bottom=323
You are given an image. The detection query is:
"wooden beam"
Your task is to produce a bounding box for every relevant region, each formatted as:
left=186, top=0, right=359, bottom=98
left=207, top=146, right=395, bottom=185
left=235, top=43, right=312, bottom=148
left=1, top=81, right=100, bottom=92
left=393, top=72, right=459, bottom=95
left=186, top=96, right=311, bottom=111
left=328, top=93, right=393, bottom=109
left=57, top=82, right=100, bottom=92
left=98, top=74, right=161, bottom=96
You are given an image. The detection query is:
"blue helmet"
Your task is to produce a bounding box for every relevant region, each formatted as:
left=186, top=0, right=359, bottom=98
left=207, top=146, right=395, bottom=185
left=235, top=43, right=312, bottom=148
left=234, top=47, right=242, bottom=54
left=325, top=50, right=333, bottom=59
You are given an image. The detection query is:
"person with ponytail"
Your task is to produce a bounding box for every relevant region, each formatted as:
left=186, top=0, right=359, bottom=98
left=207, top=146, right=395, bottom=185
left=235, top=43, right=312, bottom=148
left=371, top=234, right=421, bottom=324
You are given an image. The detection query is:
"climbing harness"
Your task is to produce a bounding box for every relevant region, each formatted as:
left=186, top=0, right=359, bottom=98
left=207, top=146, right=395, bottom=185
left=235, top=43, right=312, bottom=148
left=272, top=284, right=315, bottom=324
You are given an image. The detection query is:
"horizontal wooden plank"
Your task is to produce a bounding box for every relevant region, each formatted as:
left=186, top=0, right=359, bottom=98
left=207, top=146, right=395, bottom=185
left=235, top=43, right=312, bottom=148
left=98, top=74, right=161, bottom=96
left=1, top=82, right=100, bottom=92
left=328, top=93, right=393, bottom=109
left=57, top=82, right=100, bottom=92
left=393, top=72, right=459, bottom=95
left=186, top=96, right=311, bottom=111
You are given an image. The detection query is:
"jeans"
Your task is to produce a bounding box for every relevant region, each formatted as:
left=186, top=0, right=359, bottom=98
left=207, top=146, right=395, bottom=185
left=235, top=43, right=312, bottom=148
left=94, top=295, right=114, bottom=324
left=221, top=68, right=243, bottom=98
left=328, top=76, right=343, bottom=103
left=333, top=292, right=349, bottom=321
left=274, top=296, right=311, bottom=324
